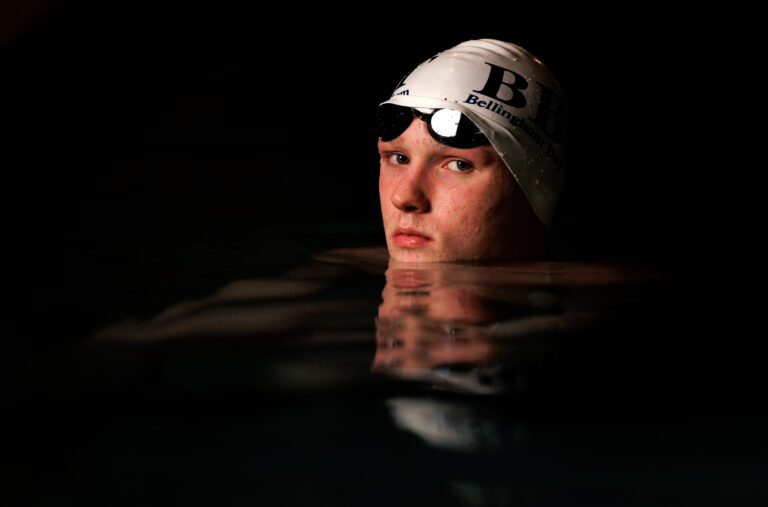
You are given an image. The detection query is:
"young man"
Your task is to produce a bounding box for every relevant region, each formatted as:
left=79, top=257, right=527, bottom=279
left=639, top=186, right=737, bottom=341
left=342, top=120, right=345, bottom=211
left=377, top=39, right=567, bottom=262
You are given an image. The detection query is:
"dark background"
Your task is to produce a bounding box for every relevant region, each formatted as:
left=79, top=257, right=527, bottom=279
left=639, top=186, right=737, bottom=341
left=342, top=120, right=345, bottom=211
left=3, top=5, right=763, bottom=505
left=2, top=1, right=723, bottom=348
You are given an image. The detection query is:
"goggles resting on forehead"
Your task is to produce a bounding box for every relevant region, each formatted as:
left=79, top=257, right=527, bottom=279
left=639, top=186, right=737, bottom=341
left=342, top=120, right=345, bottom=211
left=376, top=104, right=489, bottom=148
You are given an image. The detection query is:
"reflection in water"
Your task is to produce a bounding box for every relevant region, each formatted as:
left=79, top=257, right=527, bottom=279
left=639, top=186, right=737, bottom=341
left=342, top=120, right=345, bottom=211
left=365, top=258, right=658, bottom=453
left=90, top=251, right=663, bottom=451
left=92, top=252, right=658, bottom=406
left=386, top=397, right=505, bottom=452
left=93, top=262, right=375, bottom=342
left=22, top=250, right=751, bottom=506
left=372, top=260, right=607, bottom=395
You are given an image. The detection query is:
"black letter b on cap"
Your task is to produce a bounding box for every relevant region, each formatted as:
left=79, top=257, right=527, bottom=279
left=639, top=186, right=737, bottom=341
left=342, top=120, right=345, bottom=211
left=473, top=63, right=528, bottom=109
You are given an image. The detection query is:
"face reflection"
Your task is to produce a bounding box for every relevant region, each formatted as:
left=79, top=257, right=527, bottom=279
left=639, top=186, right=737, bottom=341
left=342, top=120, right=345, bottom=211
left=373, top=264, right=504, bottom=373
left=378, top=116, right=546, bottom=262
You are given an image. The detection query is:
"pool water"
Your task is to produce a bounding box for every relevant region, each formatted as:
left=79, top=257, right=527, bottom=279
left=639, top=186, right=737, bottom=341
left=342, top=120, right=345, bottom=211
left=6, top=245, right=765, bottom=506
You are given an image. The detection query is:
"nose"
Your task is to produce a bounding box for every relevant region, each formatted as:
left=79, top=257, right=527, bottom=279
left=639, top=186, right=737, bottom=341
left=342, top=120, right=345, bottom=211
left=390, top=163, right=431, bottom=213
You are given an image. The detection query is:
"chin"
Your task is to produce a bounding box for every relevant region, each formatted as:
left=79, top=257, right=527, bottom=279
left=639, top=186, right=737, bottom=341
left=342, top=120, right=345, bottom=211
left=386, top=245, right=438, bottom=263
left=388, top=244, right=535, bottom=263
left=387, top=246, right=476, bottom=263
left=388, top=250, right=437, bottom=263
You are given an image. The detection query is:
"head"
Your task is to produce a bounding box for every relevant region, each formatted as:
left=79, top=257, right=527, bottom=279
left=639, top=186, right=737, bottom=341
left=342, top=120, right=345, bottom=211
left=377, top=39, right=567, bottom=262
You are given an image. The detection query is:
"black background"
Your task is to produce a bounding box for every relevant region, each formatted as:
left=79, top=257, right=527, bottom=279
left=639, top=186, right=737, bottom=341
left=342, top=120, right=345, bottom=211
left=2, top=2, right=727, bottom=346
left=2, top=5, right=763, bottom=504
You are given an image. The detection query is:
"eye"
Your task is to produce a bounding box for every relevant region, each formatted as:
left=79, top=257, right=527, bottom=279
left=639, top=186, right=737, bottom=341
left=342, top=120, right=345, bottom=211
left=386, top=153, right=410, bottom=165
left=447, top=159, right=473, bottom=172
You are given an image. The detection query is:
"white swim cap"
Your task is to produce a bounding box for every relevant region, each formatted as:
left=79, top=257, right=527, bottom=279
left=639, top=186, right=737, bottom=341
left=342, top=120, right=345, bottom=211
left=380, top=39, right=567, bottom=228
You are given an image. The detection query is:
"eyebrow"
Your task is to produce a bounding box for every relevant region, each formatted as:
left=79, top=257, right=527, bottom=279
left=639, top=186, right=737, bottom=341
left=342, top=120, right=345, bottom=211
left=378, top=138, right=405, bottom=150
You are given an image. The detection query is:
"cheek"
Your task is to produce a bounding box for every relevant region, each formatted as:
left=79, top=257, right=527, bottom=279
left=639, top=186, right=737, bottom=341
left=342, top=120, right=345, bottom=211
left=379, top=172, right=396, bottom=223
left=379, top=166, right=396, bottom=197
left=438, top=185, right=495, bottom=236
left=434, top=176, right=514, bottom=252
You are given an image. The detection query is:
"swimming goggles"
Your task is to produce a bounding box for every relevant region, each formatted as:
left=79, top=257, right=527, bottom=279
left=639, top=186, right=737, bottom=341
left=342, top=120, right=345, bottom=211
left=376, top=104, right=489, bottom=148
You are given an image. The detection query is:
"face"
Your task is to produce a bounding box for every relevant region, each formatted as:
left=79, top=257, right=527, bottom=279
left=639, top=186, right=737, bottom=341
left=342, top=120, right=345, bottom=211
left=378, top=116, right=546, bottom=262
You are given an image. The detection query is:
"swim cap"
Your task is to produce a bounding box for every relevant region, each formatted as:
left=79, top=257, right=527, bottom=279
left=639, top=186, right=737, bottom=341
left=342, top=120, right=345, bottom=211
left=380, top=39, right=567, bottom=228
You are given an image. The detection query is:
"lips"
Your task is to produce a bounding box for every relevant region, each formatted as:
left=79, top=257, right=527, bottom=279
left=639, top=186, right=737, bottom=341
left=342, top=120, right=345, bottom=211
left=392, top=227, right=433, bottom=248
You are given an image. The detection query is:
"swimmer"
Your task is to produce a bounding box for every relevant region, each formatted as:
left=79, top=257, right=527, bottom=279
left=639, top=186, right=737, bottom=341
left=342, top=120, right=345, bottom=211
left=377, top=39, right=567, bottom=262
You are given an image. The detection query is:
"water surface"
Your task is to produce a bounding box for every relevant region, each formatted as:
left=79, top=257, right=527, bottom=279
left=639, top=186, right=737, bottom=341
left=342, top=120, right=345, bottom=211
left=8, top=247, right=765, bottom=506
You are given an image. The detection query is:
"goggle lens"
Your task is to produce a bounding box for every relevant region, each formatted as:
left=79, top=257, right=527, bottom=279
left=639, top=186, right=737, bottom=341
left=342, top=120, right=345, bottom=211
left=376, top=104, right=489, bottom=148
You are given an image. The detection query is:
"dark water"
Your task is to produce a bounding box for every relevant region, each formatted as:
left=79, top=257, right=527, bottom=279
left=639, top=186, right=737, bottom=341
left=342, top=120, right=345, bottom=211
left=5, top=243, right=765, bottom=506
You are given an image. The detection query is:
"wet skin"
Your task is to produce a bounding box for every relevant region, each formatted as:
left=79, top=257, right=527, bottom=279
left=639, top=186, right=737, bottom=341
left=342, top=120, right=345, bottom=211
left=378, top=117, right=548, bottom=262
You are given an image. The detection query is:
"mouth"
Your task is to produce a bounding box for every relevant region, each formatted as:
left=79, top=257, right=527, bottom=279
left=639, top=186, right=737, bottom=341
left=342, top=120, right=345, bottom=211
left=392, top=227, right=434, bottom=248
